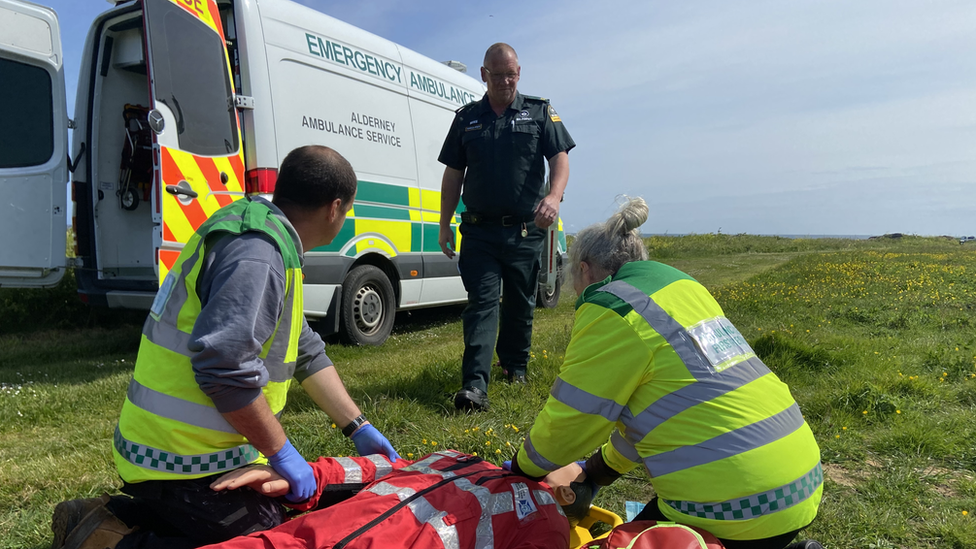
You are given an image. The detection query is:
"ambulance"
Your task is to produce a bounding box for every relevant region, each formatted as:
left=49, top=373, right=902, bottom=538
left=0, top=0, right=567, bottom=345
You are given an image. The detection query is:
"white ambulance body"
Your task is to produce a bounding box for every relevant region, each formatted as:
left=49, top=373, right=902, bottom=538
left=0, top=0, right=566, bottom=345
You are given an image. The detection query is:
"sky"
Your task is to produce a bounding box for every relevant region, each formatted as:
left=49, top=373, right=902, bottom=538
left=42, top=0, right=976, bottom=236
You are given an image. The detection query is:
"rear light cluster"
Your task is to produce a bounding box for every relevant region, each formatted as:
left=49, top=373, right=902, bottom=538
left=245, top=168, right=277, bottom=194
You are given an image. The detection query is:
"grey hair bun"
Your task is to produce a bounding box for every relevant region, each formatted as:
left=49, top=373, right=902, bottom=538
left=607, top=196, right=648, bottom=236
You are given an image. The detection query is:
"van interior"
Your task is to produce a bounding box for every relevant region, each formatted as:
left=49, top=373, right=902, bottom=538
left=83, top=1, right=241, bottom=286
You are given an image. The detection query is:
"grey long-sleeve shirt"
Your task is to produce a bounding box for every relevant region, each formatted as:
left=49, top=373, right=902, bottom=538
left=188, top=199, right=333, bottom=413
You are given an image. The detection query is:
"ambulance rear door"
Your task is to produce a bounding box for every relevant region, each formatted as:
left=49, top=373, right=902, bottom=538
left=0, top=0, right=68, bottom=288
left=142, top=0, right=245, bottom=283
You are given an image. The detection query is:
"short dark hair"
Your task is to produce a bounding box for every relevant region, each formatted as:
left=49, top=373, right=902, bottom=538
left=560, top=480, right=595, bottom=527
left=273, top=145, right=357, bottom=210
left=484, top=42, right=518, bottom=65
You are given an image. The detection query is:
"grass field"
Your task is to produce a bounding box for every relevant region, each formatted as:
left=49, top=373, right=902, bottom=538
left=2, top=234, right=975, bottom=548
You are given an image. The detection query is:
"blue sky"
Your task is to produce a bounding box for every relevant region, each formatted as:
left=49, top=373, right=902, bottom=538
left=44, top=0, right=976, bottom=236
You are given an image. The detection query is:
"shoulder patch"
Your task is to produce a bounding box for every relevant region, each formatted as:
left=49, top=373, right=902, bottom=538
left=548, top=104, right=561, bottom=122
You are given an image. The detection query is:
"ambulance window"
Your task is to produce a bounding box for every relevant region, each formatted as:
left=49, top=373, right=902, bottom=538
left=146, top=0, right=238, bottom=156
left=0, top=57, right=54, bottom=169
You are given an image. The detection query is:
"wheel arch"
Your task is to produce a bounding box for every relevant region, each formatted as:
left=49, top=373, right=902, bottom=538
left=347, top=252, right=401, bottom=308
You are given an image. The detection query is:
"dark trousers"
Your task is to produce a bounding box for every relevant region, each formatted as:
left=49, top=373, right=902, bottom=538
left=634, top=497, right=803, bottom=549
left=457, top=221, right=544, bottom=392
left=106, top=474, right=287, bottom=549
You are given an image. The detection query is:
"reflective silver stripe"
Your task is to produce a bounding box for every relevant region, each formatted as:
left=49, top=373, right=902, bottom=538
left=142, top=320, right=195, bottom=359
left=365, top=454, right=394, bottom=479
left=622, top=356, right=772, bottom=444
left=127, top=379, right=238, bottom=434
left=335, top=457, right=363, bottom=483
left=366, top=481, right=416, bottom=501
left=453, top=478, right=493, bottom=549
left=264, top=264, right=295, bottom=377
left=664, top=463, right=823, bottom=521
left=523, top=434, right=561, bottom=473
left=597, top=281, right=713, bottom=379
left=550, top=377, right=626, bottom=422
left=402, top=452, right=461, bottom=479
left=153, top=212, right=239, bottom=328
left=489, top=492, right=514, bottom=515
left=644, top=403, right=806, bottom=478
left=610, top=429, right=642, bottom=463
left=407, top=496, right=460, bottom=549
left=533, top=489, right=557, bottom=507
left=114, top=426, right=258, bottom=475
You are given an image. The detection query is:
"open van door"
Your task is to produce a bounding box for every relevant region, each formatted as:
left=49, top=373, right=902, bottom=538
left=0, top=0, right=68, bottom=288
left=142, top=0, right=245, bottom=283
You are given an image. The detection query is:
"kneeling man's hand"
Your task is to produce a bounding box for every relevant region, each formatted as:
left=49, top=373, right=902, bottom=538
left=210, top=465, right=291, bottom=498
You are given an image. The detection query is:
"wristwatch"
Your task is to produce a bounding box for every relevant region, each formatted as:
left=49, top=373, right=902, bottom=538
left=341, top=414, right=367, bottom=437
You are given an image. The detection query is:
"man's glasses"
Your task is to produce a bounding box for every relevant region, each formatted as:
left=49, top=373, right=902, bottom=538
left=483, top=67, right=518, bottom=83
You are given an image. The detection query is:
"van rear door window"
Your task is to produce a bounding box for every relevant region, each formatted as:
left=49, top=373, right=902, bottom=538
left=145, top=1, right=238, bottom=156
left=0, top=57, right=54, bottom=168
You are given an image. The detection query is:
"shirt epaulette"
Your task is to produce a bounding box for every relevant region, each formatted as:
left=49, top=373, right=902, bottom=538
left=522, top=95, right=549, bottom=103
left=455, top=99, right=481, bottom=114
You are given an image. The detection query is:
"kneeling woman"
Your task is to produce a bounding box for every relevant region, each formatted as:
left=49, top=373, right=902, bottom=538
left=511, top=198, right=822, bottom=549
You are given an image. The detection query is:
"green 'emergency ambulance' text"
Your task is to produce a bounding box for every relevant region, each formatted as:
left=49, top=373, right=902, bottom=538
left=304, top=32, right=479, bottom=107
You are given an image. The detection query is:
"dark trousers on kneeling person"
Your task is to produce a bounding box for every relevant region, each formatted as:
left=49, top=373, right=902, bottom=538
left=105, top=474, right=286, bottom=549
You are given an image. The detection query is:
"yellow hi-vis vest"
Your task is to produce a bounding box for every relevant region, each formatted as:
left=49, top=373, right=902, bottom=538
left=113, top=198, right=305, bottom=482
left=516, top=261, right=822, bottom=540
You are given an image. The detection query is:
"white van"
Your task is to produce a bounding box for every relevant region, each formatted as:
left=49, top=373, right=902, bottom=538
left=0, top=0, right=567, bottom=345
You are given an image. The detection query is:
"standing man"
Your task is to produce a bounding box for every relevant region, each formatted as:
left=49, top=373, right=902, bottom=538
left=438, top=43, right=575, bottom=411
left=52, top=146, right=400, bottom=549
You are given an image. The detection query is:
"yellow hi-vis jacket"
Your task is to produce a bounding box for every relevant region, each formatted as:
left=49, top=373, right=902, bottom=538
left=515, top=261, right=822, bottom=540
left=113, top=198, right=305, bottom=483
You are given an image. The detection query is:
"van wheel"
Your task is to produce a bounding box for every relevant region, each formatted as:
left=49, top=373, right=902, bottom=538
left=536, top=257, right=562, bottom=309
left=339, top=265, right=395, bottom=346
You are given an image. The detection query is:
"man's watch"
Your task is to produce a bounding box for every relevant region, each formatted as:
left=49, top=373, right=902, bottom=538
left=341, top=414, right=367, bottom=437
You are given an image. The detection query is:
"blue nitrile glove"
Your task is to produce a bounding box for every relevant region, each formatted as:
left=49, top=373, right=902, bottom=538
left=577, top=460, right=601, bottom=498
left=267, top=439, right=316, bottom=502
left=502, top=460, right=513, bottom=471
left=351, top=424, right=401, bottom=462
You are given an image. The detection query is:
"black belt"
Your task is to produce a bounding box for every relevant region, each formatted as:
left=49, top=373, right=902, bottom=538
left=460, top=212, right=534, bottom=226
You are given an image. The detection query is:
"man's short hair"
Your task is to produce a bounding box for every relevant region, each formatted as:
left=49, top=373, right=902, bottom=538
left=560, top=480, right=595, bottom=527
left=273, top=145, right=357, bottom=210
left=484, top=42, right=518, bottom=65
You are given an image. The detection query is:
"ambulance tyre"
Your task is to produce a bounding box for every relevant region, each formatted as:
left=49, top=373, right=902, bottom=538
left=536, top=257, right=562, bottom=309
left=339, top=265, right=396, bottom=346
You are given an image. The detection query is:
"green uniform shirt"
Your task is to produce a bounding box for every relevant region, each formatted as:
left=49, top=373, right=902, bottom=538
left=438, top=92, right=575, bottom=217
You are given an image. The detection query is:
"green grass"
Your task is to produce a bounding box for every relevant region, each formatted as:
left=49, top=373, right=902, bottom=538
left=3, top=234, right=976, bottom=548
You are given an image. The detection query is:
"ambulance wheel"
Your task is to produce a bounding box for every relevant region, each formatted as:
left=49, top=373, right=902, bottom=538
left=339, top=265, right=395, bottom=346
left=536, top=257, right=562, bottom=309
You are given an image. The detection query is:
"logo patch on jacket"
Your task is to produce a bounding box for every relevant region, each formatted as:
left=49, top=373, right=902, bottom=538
left=465, top=123, right=482, bottom=132
left=512, top=483, right=538, bottom=520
